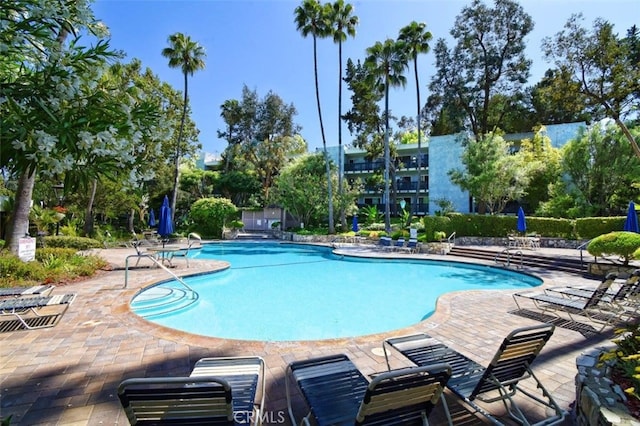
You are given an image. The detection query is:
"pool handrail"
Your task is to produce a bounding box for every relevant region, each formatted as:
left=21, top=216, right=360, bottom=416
left=124, top=255, right=196, bottom=300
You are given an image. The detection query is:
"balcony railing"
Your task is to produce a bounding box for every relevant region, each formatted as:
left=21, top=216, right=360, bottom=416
left=344, top=160, right=385, bottom=173
left=344, top=155, right=429, bottom=173
left=363, top=182, right=428, bottom=192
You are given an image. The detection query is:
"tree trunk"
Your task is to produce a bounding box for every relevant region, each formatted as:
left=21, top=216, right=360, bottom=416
left=313, top=35, right=334, bottom=234
left=383, top=77, right=391, bottom=234
left=128, top=208, right=135, bottom=233
left=172, top=71, right=188, bottom=223
left=83, top=179, right=98, bottom=236
left=6, top=169, right=36, bottom=255
left=7, top=25, right=68, bottom=256
left=338, top=40, right=346, bottom=229
left=413, top=56, right=422, bottom=216
left=614, top=117, right=640, bottom=160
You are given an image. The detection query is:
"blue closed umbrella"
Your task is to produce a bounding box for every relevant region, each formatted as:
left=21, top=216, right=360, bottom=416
left=158, top=195, right=174, bottom=244
left=352, top=215, right=359, bottom=232
left=623, top=201, right=639, bottom=233
left=516, top=207, right=527, bottom=233
left=148, top=209, right=156, bottom=227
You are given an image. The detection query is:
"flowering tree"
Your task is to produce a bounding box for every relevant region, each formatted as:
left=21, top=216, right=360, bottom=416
left=0, top=0, right=167, bottom=255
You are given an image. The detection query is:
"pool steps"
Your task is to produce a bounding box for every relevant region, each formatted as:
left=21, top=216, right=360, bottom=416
left=131, top=286, right=199, bottom=318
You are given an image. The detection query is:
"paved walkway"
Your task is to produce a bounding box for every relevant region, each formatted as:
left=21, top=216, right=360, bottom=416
left=0, top=243, right=625, bottom=425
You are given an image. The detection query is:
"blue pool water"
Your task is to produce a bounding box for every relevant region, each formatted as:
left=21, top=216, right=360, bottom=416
left=132, top=242, right=542, bottom=341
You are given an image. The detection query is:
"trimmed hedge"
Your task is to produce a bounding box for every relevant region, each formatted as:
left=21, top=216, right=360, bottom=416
left=428, top=214, right=629, bottom=240
left=575, top=217, right=627, bottom=240
left=43, top=236, right=103, bottom=250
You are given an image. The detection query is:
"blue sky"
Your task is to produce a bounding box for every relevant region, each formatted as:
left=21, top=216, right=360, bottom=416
left=92, top=0, right=637, bottom=156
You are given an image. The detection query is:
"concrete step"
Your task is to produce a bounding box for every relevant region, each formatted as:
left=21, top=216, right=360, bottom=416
left=448, top=246, right=587, bottom=275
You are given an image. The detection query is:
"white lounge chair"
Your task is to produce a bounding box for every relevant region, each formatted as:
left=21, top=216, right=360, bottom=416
left=118, top=356, right=265, bottom=425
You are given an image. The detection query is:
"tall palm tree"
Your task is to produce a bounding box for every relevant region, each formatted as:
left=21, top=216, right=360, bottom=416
left=294, top=0, right=335, bottom=234
left=398, top=21, right=432, bottom=216
left=328, top=0, right=358, bottom=228
left=365, top=39, right=408, bottom=233
left=161, top=32, right=206, bottom=222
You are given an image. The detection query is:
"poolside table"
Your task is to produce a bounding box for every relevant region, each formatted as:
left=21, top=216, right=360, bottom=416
left=146, top=246, right=181, bottom=267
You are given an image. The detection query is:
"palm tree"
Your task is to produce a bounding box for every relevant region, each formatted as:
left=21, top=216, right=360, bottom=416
left=365, top=39, right=408, bottom=233
left=294, top=0, right=335, bottom=234
left=161, top=33, right=206, bottom=222
left=398, top=21, right=432, bottom=216
left=328, top=0, right=358, bottom=228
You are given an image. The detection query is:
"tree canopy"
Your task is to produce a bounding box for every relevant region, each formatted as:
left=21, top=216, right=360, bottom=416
left=543, top=15, right=640, bottom=158
left=218, top=86, right=305, bottom=204
left=427, top=0, right=533, bottom=138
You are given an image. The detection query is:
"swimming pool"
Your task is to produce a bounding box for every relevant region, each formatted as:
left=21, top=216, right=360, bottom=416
left=131, top=242, right=542, bottom=341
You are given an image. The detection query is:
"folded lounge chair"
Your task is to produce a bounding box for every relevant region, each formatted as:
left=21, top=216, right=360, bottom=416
left=0, top=284, right=54, bottom=297
left=383, top=324, right=566, bottom=426
left=286, top=353, right=452, bottom=425
left=377, top=236, right=392, bottom=251
left=546, top=270, right=640, bottom=304
left=0, top=293, right=76, bottom=332
left=405, top=238, right=420, bottom=253
left=118, top=356, right=265, bottom=425
left=512, top=273, right=626, bottom=331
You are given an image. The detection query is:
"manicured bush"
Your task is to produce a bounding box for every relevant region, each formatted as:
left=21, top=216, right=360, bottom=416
left=43, top=235, right=103, bottom=250
left=587, top=232, right=640, bottom=265
left=189, top=197, right=238, bottom=239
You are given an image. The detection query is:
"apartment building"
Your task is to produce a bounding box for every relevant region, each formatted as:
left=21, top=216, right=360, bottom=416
left=201, top=122, right=585, bottom=217
left=328, top=122, right=585, bottom=216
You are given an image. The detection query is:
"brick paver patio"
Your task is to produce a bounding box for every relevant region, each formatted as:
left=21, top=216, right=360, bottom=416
left=0, top=243, right=621, bottom=425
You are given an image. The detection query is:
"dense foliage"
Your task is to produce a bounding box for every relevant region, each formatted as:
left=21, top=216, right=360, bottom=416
left=0, top=248, right=107, bottom=287
left=188, top=198, right=238, bottom=239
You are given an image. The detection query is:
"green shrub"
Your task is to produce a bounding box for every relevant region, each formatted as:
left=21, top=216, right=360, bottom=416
left=575, top=217, right=627, bottom=239
left=0, top=253, right=46, bottom=285
left=0, top=248, right=107, bottom=287
left=422, top=216, right=452, bottom=242
left=43, top=236, right=102, bottom=250
left=189, top=197, right=238, bottom=239
left=229, top=220, right=244, bottom=229
left=365, top=222, right=387, bottom=231
left=434, top=231, right=447, bottom=241
left=35, top=248, right=78, bottom=261
left=391, top=230, right=409, bottom=240
left=587, top=232, right=640, bottom=265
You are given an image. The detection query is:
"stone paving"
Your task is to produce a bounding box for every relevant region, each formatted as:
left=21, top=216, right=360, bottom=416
left=0, top=243, right=626, bottom=425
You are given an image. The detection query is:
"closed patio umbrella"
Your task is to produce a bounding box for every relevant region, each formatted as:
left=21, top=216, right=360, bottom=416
left=517, top=207, right=527, bottom=233
left=158, top=195, right=174, bottom=246
left=352, top=215, right=358, bottom=232
left=623, top=201, right=639, bottom=233
left=148, top=209, right=156, bottom=228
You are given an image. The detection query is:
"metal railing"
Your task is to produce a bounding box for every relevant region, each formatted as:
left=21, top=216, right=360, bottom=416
left=124, top=254, right=196, bottom=300
left=494, top=248, right=524, bottom=269
left=577, top=240, right=593, bottom=270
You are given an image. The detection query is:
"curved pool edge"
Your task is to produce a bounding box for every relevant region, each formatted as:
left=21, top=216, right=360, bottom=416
left=118, top=245, right=546, bottom=346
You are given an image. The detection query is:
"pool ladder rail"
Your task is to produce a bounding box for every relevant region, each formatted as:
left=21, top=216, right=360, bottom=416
left=494, top=248, right=524, bottom=270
